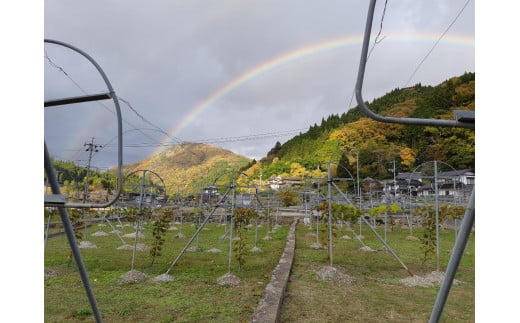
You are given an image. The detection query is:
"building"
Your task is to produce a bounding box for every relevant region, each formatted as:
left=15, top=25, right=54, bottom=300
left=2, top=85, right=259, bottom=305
left=266, top=176, right=303, bottom=190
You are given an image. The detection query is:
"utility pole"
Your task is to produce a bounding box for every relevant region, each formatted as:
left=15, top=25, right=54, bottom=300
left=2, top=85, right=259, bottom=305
left=260, top=168, right=263, bottom=188
left=389, top=159, right=397, bottom=202
left=356, top=152, right=361, bottom=207
left=83, top=137, right=102, bottom=203
left=356, top=152, right=362, bottom=235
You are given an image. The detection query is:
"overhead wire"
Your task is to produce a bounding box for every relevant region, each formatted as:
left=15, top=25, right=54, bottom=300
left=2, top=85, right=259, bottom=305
left=404, top=0, right=472, bottom=87
left=367, top=0, right=389, bottom=59
left=116, top=96, right=184, bottom=145
left=44, top=49, right=180, bottom=150
left=101, top=128, right=307, bottom=148
left=192, top=128, right=307, bottom=144
left=45, top=49, right=89, bottom=95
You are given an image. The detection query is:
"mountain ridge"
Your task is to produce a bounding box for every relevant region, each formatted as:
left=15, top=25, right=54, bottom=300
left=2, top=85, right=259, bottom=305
left=124, top=142, right=252, bottom=196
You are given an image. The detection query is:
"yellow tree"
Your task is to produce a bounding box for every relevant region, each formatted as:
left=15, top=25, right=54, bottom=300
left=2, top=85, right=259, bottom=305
left=399, top=147, right=416, bottom=171
left=290, top=162, right=307, bottom=178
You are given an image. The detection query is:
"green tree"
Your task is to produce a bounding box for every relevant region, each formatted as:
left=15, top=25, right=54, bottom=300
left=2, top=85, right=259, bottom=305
left=278, top=188, right=299, bottom=207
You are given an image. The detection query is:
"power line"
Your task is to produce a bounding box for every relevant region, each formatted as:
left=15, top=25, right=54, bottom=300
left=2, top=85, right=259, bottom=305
left=100, top=128, right=307, bottom=148
left=44, top=49, right=89, bottom=94
left=117, top=96, right=184, bottom=145
left=44, top=49, right=180, bottom=149
left=367, top=0, right=389, bottom=59
left=192, top=128, right=306, bottom=144
left=404, top=0, right=472, bottom=87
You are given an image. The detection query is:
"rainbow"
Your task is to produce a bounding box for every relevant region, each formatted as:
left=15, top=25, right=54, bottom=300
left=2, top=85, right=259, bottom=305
left=154, top=32, right=474, bottom=155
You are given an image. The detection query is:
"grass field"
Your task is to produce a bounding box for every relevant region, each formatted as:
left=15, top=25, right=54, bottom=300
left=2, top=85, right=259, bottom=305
left=280, top=223, right=475, bottom=322
left=44, top=219, right=474, bottom=322
left=45, top=219, right=289, bottom=322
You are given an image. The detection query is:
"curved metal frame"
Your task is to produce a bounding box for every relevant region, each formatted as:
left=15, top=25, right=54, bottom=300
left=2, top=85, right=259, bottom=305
left=121, top=169, right=167, bottom=205
left=44, top=39, right=121, bottom=323
left=355, top=0, right=474, bottom=130
left=44, top=38, right=123, bottom=208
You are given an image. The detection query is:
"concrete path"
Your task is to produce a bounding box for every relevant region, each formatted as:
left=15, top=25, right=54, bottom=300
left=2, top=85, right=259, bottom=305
left=251, top=220, right=297, bottom=323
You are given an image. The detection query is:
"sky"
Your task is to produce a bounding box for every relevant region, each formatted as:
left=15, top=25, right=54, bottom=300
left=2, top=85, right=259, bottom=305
left=41, top=0, right=476, bottom=171
left=5, top=1, right=520, bottom=319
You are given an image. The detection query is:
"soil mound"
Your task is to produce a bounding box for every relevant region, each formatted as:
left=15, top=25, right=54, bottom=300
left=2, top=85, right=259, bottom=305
left=118, top=270, right=148, bottom=284
left=400, top=271, right=461, bottom=287
left=151, top=273, right=174, bottom=282
left=217, top=273, right=241, bottom=287
left=316, top=266, right=354, bottom=284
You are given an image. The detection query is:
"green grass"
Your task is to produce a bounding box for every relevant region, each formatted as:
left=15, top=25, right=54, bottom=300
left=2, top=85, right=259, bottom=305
left=44, top=220, right=288, bottom=323
left=280, top=223, right=475, bottom=323
left=44, top=220, right=475, bottom=322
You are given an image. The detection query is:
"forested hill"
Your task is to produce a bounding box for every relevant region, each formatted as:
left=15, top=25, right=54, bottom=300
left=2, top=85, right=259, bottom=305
left=123, top=142, right=252, bottom=195
left=251, top=72, right=475, bottom=182
left=49, top=143, right=253, bottom=198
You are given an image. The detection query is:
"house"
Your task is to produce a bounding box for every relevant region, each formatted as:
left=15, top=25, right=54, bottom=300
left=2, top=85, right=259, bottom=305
left=394, top=173, right=424, bottom=196
left=361, top=177, right=384, bottom=200
left=267, top=176, right=303, bottom=190
left=437, top=169, right=475, bottom=185
left=267, top=176, right=283, bottom=190
left=377, top=172, right=423, bottom=198
left=201, top=185, right=220, bottom=203
left=396, top=172, right=424, bottom=182
left=384, top=178, right=424, bottom=197
left=417, top=169, right=474, bottom=198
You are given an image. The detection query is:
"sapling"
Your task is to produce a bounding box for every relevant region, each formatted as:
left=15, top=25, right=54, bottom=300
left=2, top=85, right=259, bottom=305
left=150, top=210, right=171, bottom=265
left=413, top=204, right=465, bottom=266
left=233, top=207, right=256, bottom=271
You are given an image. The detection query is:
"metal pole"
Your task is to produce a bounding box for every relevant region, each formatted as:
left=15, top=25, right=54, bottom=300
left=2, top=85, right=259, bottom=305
left=165, top=187, right=232, bottom=274
left=44, top=143, right=103, bottom=323
left=356, top=152, right=360, bottom=203
left=434, top=160, right=440, bottom=271
left=267, top=193, right=271, bottom=237
left=357, top=152, right=362, bottom=235
left=131, top=171, right=147, bottom=271
left=453, top=177, right=457, bottom=205
left=409, top=188, right=413, bottom=235
left=44, top=208, right=53, bottom=251
left=254, top=202, right=259, bottom=247
left=429, top=188, right=474, bottom=322
left=83, top=138, right=93, bottom=203
left=228, top=173, right=236, bottom=273
left=83, top=137, right=100, bottom=203
left=316, top=206, right=320, bottom=244
left=102, top=215, right=127, bottom=245
left=384, top=183, right=388, bottom=242
left=327, top=162, right=334, bottom=266
left=252, top=187, right=265, bottom=244
left=361, top=216, right=413, bottom=277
